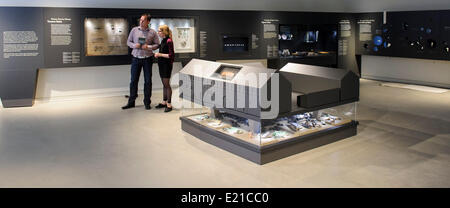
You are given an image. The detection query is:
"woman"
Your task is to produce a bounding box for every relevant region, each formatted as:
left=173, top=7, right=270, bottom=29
left=154, top=25, right=175, bottom=112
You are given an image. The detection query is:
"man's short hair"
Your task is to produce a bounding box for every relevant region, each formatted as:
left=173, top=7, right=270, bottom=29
left=141, top=14, right=151, bottom=22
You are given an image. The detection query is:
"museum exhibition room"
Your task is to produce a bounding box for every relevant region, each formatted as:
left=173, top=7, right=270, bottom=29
left=0, top=0, right=449, bottom=188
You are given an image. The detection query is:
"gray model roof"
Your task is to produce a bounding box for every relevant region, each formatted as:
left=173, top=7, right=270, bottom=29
left=180, top=59, right=276, bottom=88
left=280, top=63, right=351, bottom=80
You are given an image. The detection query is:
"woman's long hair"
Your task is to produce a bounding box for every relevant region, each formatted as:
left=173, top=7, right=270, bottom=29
left=158, top=25, right=172, bottom=39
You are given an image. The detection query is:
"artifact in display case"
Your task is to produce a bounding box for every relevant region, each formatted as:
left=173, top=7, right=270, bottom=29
left=211, top=64, right=241, bottom=80
left=179, top=59, right=359, bottom=164
left=278, top=24, right=337, bottom=57
left=183, top=102, right=356, bottom=147
left=84, top=18, right=129, bottom=56
left=305, top=31, right=319, bottom=43
left=173, top=27, right=196, bottom=53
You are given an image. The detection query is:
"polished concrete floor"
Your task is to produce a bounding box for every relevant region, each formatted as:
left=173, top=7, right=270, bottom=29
left=0, top=79, right=449, bottom=187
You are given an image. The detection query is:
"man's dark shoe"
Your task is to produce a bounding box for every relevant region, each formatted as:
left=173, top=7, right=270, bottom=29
left=145, top=104, right=151, bottom=110
left=164, top=106, right=173, bottom=112
left=155, top=103, right=167, bottom=109
left=122, top=103, right=135, bottom=110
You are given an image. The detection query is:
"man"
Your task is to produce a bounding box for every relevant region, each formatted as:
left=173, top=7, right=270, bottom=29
left=122, top=14, right=160, bottom=110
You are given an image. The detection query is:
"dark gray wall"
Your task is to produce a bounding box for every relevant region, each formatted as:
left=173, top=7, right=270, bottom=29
left=0, top=7, right=44, bottom=107
left=337, top=14, right=359, bottom=75
left=1, top=7, right=350, bottom=108
left=1, top=7, right=448, bottom=107
left=40, top=8, right=347, bottom=66
left=2, top=0, right=450, bottom=13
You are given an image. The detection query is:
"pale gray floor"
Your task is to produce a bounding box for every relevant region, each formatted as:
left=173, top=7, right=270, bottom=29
left=0, top=79, right=449, bottom=187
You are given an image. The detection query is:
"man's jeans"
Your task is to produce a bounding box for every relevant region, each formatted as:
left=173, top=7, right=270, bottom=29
left=128, top=57, right=153, bottom=105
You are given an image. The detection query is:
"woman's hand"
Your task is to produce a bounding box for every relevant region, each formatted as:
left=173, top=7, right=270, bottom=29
left=154, top=53, right=160, bottom=58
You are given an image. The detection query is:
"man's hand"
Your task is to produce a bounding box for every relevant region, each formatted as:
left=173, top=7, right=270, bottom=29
left=154, top=53, right=160, bottom=58
left=142, top=44, right=149, bottom=50
left=135, top=43, right=141, bottom=48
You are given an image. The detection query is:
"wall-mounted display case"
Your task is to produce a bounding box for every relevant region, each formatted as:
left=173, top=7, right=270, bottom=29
left=356, top=10, right=450, bottom=61
left=147, top=17, right=196, bottom=53
left=275, top=24, right=338, bottom=68
left=84, top=17, right=129, bottom=56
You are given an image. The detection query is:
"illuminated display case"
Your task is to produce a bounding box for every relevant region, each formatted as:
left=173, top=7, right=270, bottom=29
left=182, top=102, right=356, bottom=147
left=179, top=59, right=359, bottom=164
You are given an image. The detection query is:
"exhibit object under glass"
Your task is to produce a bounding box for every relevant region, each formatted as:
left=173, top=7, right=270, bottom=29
left=276, top=24, right=338, bottom=68
left=182, top=103, right=356, bottom=147
left=179, top=59, right=359, bottom=164
left=84, top=18, right=129, bottom=56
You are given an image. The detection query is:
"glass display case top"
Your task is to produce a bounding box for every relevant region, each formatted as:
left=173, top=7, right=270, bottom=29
left=183, top=102, right=357, bottom=147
